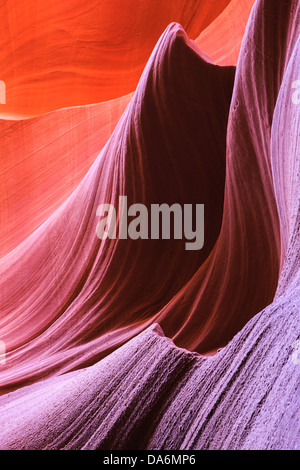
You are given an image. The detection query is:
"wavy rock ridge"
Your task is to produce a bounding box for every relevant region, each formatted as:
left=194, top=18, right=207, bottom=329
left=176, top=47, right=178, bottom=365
left=0, top=0, right=299, bottom=450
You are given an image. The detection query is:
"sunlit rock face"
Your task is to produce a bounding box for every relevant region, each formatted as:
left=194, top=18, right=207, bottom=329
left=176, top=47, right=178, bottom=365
left=0, top=0, right=299, bottom=450
left=0, top=0, right=236, bottom=117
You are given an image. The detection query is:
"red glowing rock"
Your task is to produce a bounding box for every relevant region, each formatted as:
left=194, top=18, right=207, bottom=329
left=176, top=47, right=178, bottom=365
left=0, top=0, right=299, bottom=451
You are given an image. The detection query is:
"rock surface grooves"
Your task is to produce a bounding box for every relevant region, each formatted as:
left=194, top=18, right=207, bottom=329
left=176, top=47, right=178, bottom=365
left=0, top=0, right=299, bottom=450
left=0, top=22, right=235, bottom=389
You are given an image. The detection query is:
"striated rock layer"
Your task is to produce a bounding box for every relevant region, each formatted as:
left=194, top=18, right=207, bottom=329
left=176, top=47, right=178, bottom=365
left=0, top=22, right=235, bottom=390
left=0, top=0, right=299, bottom=450
left=0, top=1, right=252, bottom=256
left=0, top=94, right=132, bottom=256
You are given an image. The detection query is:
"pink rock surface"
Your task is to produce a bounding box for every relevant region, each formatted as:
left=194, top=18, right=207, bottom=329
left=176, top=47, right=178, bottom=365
left=0, top=0, right=299, bottom=450
left=0, top=23, right=235, bottom=390
left=0, top=95, right=132, bottom=256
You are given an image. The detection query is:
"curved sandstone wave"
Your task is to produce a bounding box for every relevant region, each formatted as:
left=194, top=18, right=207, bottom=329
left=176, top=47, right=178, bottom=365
left=0, top=23, right=235, bottom=391
left=159, top=0, right=300, bottom=353
left=0, top=0, right=299, bottom=451
left=0, top=0, right=252, bottom=257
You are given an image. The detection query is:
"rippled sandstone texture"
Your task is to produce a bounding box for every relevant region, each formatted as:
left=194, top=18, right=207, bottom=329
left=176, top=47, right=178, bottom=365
left=0, top=0, right=299, bottom=450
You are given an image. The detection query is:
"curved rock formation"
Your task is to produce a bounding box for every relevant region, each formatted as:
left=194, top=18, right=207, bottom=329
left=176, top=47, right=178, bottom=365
left=0, top=23, right=235, bottom=391
left=0, top=0, right=299, bottom=451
